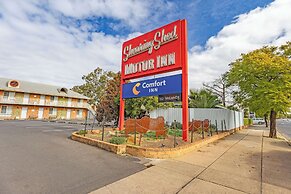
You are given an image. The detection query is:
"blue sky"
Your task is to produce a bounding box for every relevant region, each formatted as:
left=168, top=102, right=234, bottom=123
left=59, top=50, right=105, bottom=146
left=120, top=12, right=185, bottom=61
left=0, top=0, right=290, bottom=89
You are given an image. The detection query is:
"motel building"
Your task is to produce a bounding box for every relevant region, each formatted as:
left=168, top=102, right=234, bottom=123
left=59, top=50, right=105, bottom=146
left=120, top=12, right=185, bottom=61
left=0, top=78, right=90, bottom=120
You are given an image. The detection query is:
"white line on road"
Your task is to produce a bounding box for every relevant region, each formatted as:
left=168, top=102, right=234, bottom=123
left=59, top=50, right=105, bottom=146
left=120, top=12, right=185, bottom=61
left=42, top=129, right=64, bottom=132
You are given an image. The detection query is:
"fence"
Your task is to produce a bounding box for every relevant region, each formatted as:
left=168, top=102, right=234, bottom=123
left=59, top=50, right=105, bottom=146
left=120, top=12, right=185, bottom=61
left=149, top=108, right=244, bottom=131
left=79, top=108, right=245, bottom=148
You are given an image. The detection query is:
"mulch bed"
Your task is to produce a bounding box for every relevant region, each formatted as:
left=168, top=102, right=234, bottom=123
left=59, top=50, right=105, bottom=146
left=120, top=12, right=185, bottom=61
left=82, top=128, right=210, bottom=148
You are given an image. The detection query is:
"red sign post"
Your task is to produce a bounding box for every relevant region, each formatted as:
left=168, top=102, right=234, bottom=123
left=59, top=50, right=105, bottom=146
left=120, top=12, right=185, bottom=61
left=119, top=19, right=189, bottom=141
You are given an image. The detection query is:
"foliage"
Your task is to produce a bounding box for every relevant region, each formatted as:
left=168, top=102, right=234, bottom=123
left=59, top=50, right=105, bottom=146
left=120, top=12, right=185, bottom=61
left=143, top=131, right=156, bottom=139
left=167, top=128, right=182, bottom=137
left=109, top=136, right=126, bottom=145
left=203, top=73, right=231, bottom=107
left=73, top=67, right=174, bottom=120
left=170, top=121, right=182, bottom=129
left=243, top=118, right=253, bottom=126
left=78, top=130, right=87, bottom=135
left=143, top=131, right=165, bottom=140
left=72, top=67, right=116, bottom=106
left=228, top=43, right=291, bottom=114
left=227, top=42, right=291, bottom=137
left=209, top=124, right=217, bottom=132
left=188, top=89, right=221, bottom=108
left=125, top=96, right=174, bottom=118
left=95, top=73, right=120, bottom=122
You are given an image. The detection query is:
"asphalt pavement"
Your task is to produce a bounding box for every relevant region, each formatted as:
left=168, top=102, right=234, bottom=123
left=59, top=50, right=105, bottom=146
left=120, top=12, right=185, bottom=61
left=277, top=119, right=291, bottom=141
left=0, top=120, right=145, bottom=194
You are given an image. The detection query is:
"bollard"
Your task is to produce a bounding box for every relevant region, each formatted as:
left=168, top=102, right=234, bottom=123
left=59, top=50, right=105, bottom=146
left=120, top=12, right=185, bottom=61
left=139, top=133, right=142, bottom=146
left=202, top=121, right=205, bottom=139
left=221, top=120, right=224, bottom=132
left=84, top=114, right=88, bottom=131
left=101, top=116, right=105, bottom=141
left=191, top=119, right=194, bottom=143
left=215, top=120, right=218, bottom=134
left=91, top=116, right=96, bottom=131
left=134, top=117, right=137, bottom=145
left=210, top=120, right=212, bottom=136
left=174, top=120, right=177, bottom=148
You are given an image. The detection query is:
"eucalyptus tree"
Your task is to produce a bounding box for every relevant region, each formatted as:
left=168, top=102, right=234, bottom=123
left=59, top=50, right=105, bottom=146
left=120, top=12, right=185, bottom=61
left=227, top=42, right=291, bottom=138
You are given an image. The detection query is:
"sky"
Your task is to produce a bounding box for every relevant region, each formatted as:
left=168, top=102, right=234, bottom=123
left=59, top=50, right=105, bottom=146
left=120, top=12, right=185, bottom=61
left=0, top=0, right=290, bottom=89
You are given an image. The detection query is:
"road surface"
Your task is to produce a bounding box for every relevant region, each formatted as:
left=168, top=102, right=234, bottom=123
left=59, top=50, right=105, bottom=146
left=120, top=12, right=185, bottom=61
left=0, top=120, right=145, bottom=194
left=277, top=119, right=291, bottom=141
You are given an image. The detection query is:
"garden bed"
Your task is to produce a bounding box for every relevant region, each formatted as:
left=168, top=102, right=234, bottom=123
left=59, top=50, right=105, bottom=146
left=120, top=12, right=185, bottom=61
left=72, top=127, right=241, bottom=158
left=77, top=127, right=213, bottom=148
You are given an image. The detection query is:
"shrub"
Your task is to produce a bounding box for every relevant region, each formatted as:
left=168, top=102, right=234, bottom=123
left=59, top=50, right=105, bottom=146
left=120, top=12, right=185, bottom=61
left=244, top=118, right=253, bottom=126
left=78, top=130, right=87, bottom=135
left=143, top=131, right=165, bottom=140
left=143, top=131, right=156, bottom=139
left=209, top=124, right=217, bottom=132
left=171, top=121, right=182, bottom=129
left=168, top=128, right=182, bottom=137
left=109, top=136, right=126, bottom=145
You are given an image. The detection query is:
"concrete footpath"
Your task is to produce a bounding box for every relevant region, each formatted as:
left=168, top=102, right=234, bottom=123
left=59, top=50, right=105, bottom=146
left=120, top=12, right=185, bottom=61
left=91, top=127, right=291, bottom=194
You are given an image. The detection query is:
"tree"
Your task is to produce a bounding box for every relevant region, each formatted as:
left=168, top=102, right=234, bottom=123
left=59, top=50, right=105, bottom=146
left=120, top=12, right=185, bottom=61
left=73, top=68, right=174, bottom=121
left=227, top=42, right=291, bottom=138
left=188, top=89, right=221, bottom=108
left=72, top=67, right=116, bottom=105
left=203, top=73, right=230, bottom=107
left=95, top=72, right=120, bottom=123
left=125, top=96, right=174, bottom=118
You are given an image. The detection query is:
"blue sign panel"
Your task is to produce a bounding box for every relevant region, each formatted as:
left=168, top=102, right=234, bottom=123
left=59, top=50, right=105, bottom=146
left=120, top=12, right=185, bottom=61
left=122, top=74, right=182, bottom=99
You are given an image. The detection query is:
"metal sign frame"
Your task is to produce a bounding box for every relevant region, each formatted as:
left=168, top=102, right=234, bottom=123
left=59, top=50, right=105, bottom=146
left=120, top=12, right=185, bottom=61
left=119, top=19, right=189, bottom=141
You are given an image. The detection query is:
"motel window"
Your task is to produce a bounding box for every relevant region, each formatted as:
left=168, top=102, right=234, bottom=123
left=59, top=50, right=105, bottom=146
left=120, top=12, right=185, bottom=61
left=1, top=106, right=12, bottom=115
left=3, top=91, right=9, bottom=98
left=78, top=99, right=81, bottom=103
left=1, top=106, right=7, bottom=114
left=49, top=107, right=53, bottom=115
left=50, top=96, right=54, bottom=101
left=77, top=109, right=82, bottom=116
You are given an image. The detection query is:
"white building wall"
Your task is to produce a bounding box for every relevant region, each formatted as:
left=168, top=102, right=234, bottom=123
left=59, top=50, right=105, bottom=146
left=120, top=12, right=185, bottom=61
left=149, top=108, right=244, bottom=131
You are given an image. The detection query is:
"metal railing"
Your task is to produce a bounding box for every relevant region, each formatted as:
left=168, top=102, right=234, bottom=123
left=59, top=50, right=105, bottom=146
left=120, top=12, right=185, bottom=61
left=0, top=97, right=87, bottom=108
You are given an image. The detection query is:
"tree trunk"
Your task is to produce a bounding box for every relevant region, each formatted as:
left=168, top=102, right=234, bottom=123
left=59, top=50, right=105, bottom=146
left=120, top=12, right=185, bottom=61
left=264, top=113, right=268, bottom=128
left=222, top=84, right=226, bottom=107
left=269, top=109, right=277, bottom=138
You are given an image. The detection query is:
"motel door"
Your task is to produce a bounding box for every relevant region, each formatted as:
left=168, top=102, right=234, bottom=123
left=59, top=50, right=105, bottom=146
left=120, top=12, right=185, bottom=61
left=39, top=95, right=45, bottom=105
left=21, top=107, right=28, bottom=119
left=38, top=108, right=44, bottom=119
left=67, top=98, right=72, bottom=107
left=66, top=109, right=71, bottom=119
left=23, top=93, right=29, bottom=104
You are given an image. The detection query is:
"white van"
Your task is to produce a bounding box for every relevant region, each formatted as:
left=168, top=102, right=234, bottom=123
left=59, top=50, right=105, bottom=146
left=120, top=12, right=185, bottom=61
left=252, top=118, right=265, bottom=125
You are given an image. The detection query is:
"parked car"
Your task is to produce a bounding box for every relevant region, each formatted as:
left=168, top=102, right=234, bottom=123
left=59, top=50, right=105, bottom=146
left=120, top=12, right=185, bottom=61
left=252, top=118, right=265, bottom=125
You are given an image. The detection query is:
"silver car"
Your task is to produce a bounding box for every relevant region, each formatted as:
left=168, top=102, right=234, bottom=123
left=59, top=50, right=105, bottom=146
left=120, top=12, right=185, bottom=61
left=252, top=118, right=265, bottom=125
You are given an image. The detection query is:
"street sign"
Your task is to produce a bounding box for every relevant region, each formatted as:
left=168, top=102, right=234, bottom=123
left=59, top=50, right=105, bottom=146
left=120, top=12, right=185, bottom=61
left=121, top=20, right=184, bottom=80
left=119, top=19, right=189, bottom=141
left=158, top=93, right=182, bottom=102
left=122, top=74, right=182, bottom=99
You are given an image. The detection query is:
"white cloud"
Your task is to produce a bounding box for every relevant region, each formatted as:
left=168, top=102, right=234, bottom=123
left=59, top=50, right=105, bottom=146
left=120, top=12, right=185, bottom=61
left=188, top=0, right=291, bottom=89
left=0, top=0, right=148, bottom=87
left=0, top=0, right=290, bottom=91
left=47, top=0, right=150, bottom=28
left=0, top=0, right=176, bottom=88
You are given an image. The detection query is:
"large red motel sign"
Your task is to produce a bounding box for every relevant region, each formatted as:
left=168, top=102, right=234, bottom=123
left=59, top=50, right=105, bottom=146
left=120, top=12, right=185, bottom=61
left=119, top=19, right=189, bottom=141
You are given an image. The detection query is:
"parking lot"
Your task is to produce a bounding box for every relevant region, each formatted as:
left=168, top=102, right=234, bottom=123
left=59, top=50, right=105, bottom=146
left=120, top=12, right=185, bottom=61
left=0, top=120, right=145, bottom=194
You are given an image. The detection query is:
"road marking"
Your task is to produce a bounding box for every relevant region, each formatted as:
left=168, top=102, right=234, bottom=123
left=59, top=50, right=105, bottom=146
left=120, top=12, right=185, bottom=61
left=42, top=129, right=64, bottom=132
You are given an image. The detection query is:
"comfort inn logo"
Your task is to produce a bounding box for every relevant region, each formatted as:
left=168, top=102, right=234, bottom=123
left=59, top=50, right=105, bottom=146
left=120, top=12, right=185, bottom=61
left=132, top=83, right=141, bottom=95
